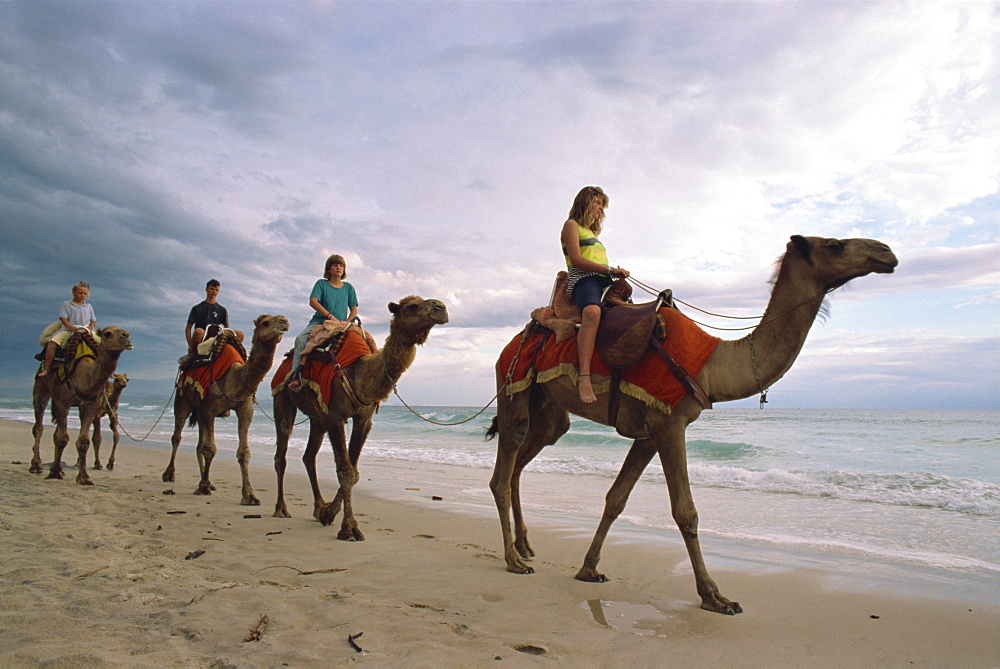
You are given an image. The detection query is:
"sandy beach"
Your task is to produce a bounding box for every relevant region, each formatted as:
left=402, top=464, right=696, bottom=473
left=2, top=418, right=998, bottom=667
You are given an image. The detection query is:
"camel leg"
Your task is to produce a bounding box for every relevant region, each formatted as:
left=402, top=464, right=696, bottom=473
left=489, top=413, right=529, bottom=573
left=655, top=420, right=742, bottom=615
left=30, top=380, right=50, bottom=474
left=162, top=394, right=190, bottom=483
left=302, top=421, right=328, bottom=519
left=234, top=400, right=259, bottom=506
left=193, top=416, right=217, bottom=496
left=74, top=404, right=97, bottom=486
left=575, top=438, right=658, bottom=582
left=106, top=413, right=120, bottom=471
left=317, top=423, right=362, bottom=541
left=272, top=391, right=296, bottom=518
left=92, top=415, right=104, bottom=470
left=509, top=404, right=570, bottom=560
left=335, top=413, right=372, bottom=541
left=47, top=402, right=71, bottom=480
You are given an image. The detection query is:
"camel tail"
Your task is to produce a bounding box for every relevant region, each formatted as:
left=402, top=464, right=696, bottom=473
left=187, top=413, right=197, bottom=428
left=484, top=416, right=499, bottom=441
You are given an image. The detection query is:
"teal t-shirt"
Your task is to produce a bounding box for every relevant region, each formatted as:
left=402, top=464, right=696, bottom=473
left=308, top=279, right=358, bottom=325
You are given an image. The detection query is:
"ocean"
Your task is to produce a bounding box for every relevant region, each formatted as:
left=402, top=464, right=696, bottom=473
left=5, top=388, right=998, bottom=604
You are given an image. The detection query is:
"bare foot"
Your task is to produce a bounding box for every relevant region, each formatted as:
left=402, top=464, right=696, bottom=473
left=578, top=374, right=597, bottom=403
left=37, top=369, right=48, bottom=378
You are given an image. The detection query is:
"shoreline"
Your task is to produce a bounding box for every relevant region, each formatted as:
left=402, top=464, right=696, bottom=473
left=3, top=418, right=999, bottom=666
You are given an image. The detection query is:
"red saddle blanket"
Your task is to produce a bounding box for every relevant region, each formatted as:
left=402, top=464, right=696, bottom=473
left=180, top=344, right=246, bottom=399
left=498, top=307, right=721, bottom=413
left=270, top=329, right=374, bottom=406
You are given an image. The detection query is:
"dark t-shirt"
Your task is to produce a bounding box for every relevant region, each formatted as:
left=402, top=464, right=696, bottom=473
left=187, top=301, right=229, bottom=330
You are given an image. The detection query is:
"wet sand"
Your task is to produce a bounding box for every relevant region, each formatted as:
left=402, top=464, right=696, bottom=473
left=2, top=418, right=998, bottom=667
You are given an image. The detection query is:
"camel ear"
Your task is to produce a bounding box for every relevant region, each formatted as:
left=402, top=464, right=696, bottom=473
left=388, top=301, right=399, bottom=315
left=790, top=235, right=811, bottom=260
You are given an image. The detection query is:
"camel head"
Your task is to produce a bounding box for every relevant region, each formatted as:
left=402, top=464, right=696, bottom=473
left=251, top=314, right=290, bottom=344
left=97, top=326, right=133, bottom=352
left=387, top=296, right=449, bottom=345
left=110, top=373, right=129, bottom=392
left=787, top=235, right=898, bottom=291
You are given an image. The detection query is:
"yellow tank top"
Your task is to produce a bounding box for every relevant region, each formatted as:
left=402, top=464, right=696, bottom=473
left=563, top=225, right=608, bottom=270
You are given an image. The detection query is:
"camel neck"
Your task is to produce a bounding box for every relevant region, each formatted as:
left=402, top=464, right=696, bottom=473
left=708, top=257, right=827, bottom=403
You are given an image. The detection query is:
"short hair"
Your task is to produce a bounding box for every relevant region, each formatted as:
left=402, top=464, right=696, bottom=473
left=206, top=279, right=221, bottom=288
left=324, top=255, right=348, bottom=280
left=73, top=281, right=90, bottom=291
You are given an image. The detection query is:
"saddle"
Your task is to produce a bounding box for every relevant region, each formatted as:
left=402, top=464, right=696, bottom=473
left=33, top=329, right=97, bottom=364
left=181, top=329, right=247, bottom=373
left=531, top=272, right=712, bottom=422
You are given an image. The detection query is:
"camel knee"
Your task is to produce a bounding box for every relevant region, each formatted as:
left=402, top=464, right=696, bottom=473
left=673, top=510, right=699, bottom=537
left=602, top=492, right=628, bottom=520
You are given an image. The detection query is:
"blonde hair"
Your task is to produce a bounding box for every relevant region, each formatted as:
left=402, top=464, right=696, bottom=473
left=567, top=186, right=608, bottom=236
left=324, top=254, right=348, bottom=280
left=72, top=281, right=90, bottom=291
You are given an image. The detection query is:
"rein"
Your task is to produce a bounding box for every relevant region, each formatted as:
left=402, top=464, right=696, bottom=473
left=627, top=276, right=834, bottom=332
left=627, top=275, right=836, bottom=409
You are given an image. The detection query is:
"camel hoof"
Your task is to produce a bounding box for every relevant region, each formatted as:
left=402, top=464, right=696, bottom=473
left=317, top=504, right=338, bottom=526
left=162, top=471, right=174, bottom=483
left=93, top=463, right=103, bottom=470
left=701, top=596, right=742, bottom=615
left=273, top=508, right=291, bottom=519
left=76, top=477, right=94, bottom=486
left=574, top=568, right=608, bottom=583
left=515, top=542, right=535, bottom=559
left=338, top=528, right=365, bottom=542
left=46, top=470, right=64, bottom=480
left=241, top=495, right=261, bottom=507
left=506, top=562, right=535, bottom=575
left=193, top=485, right=212, bottom=496
left=29, top=464, right=42, bottom=474
left=106, top=463, right=114, bottom=471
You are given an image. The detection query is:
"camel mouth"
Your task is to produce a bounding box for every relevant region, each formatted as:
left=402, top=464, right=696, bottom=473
left=871, top=260, right=897, bottom=274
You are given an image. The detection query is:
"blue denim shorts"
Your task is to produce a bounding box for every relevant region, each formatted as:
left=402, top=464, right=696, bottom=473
left=571, top=274, right=611, bottom=309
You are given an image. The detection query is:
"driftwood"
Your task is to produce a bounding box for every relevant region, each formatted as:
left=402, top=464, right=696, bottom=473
left=75, top=565, right=109, bottom=579
left=187, top=583, right=239, bottom=605
left=348, top=632, right=366, bottom=653
left=253, top=565, right=346, bottom=576
left=244, top=614, right=270, bottom=642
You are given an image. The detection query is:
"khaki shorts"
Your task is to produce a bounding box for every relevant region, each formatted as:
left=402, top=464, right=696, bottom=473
left=49, top=327, right=95, bottom=347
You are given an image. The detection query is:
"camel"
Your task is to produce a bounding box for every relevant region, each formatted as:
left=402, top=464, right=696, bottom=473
left=92, top=373, right=128, bottom=471
left=272, top=296, right=449, bottom=540
left=30, top=327, right=134, bottom=484
left=162, top=314, right=290, bottom=505
left=488, top=236, right=898, bottom=615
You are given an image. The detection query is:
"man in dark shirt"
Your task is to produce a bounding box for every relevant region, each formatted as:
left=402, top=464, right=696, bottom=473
left=186, top=279, right=244, bottom=354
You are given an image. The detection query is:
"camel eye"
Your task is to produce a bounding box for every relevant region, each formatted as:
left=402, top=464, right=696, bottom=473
left=828, top=241, right=845, bottom=255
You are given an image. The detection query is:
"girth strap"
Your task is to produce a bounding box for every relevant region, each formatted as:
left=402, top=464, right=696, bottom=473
left=649, top=337, right=712, bottom=410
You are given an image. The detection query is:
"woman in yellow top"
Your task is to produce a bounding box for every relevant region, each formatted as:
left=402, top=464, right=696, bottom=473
left=560, top=186, right=630, bottom=403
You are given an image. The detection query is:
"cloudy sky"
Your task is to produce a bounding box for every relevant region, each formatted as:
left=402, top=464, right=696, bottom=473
left=2, top=1, right=997, bottom=409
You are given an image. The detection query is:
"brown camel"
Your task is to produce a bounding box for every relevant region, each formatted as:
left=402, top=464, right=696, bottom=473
left=92, top=372, right=128, bottom=471
left=488, top=236, right=898, bottom=615
left=272, top=296, right=449, bottom=540
left=162, top=315, right=289, bottom=505
left=30, top=327, right=134, bottom=484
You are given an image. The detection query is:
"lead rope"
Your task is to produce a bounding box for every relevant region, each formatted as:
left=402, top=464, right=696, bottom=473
left=385, top=321, right=534, bottom=427
left=108, top=370, right=180, bottom=442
